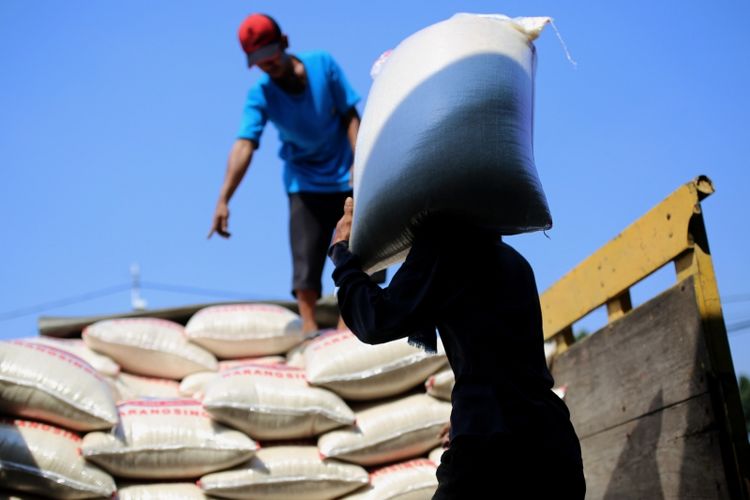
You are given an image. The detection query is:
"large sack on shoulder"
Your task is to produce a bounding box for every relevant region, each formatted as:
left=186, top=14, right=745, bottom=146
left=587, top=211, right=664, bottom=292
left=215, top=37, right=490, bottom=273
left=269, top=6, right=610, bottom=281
left=198, top=446, right=369, bottom=500
left=185, top=304, right=304, bottom=358
left=202, top=363, right=354, bottom=440
left=116, top=483, right=207, bottom=499
left=341, top=459, right=438, bottom=499
left=82, top=399, right=257, bottom=479
left=22, top=337, right=120, bottom=377
left=0, top=340, right=118, bottom=431
left=318, top=394, right=450, bottom=466
left=351, top=13, right=552, bottom=271
left=305, top=330, right=446, bottom=400
left=179, top=356, right=285, bottom=398
left=83, top=318, right=217, bottom=379
left=0, top=418, right=116, bottom=499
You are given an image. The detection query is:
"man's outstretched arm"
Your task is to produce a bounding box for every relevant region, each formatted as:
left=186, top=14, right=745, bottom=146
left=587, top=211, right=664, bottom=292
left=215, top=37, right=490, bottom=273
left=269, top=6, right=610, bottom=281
left=208, top=139, right=256, bottom=238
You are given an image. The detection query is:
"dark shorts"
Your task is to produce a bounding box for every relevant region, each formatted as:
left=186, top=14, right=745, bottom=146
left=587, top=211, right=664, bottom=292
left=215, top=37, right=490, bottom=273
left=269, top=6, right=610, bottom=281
left=433, top=434, right=585, bottom=499
left=289, top=191, right=352, bottom=297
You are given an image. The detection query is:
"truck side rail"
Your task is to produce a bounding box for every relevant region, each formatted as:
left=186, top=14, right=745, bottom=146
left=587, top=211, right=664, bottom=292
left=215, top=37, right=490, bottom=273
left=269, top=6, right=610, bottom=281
left=540, top=176, right=748, bottom=498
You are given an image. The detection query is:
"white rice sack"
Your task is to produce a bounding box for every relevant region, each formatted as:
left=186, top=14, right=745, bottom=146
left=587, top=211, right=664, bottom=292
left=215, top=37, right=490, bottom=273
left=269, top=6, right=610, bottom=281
left=425, top=367, right=454, bottom=401
left=83, top=318, right=217, bottom=379
left=116, top=483, right=207, bottom=499
left=202, top=363, right=354, bottom=440
left=82, top=399, right=257, bottom=479
left=308, top=331, right=447, bottom=400
left=0, top=340, right=118, bottom=431
left=112, top=373, right=181, bottom=401
left=351, top=13, right=552, bottom=271
left=185, top=304, right=304, bottom=358
left=0, top=418, right=116, bottom=499
left=428, top=446, right=445, bottom=465
left=22, top=337, right=120, bottom=377
left=318, top=394, right=451, bottom=466
left=342, top=459, right=438, bottom=500
left=305, top=330, right=447, bottom=400
left=285, top=340, right=311, bottom=368
left=198, top=446, right=368, bottom=500
left=179, top=356, right=285, bottom=398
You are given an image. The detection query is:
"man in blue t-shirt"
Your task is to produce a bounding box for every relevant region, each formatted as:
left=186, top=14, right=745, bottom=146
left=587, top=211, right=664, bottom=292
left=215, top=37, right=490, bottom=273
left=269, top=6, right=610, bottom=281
left=208, top=13, right=361, bottom=333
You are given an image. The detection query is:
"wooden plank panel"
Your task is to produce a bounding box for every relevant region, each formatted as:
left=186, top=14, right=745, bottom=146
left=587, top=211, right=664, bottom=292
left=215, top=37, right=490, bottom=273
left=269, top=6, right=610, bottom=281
left=551, top=278, right=708, bottom=438
left=580, top=393, right=729, bottom=500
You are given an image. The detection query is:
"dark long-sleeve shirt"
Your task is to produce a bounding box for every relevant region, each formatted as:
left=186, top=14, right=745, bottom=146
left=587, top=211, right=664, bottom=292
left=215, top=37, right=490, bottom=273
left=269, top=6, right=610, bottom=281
left=330, top=226, right=581, bottom=463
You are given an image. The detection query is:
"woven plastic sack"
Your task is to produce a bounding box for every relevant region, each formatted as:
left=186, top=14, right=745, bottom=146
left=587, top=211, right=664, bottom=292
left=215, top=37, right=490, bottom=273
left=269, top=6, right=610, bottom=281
left=318, top=394, right=450, bottom=466
left=425, top=367, right=454, bottom=401
left=116, top=483, right=207, bottom=499
left=351, top=13, right=552, bottom=271
left=305, top=330, right=447, bottom=400
left=0, top=340, right=118, bottom=431
left=0, top=418, right=116, bottom=499
left=199, top=446, right=369, bottom=500
left=185, top=304, right=304, bottom=358
left=202, top=363, right=354, bottom=440
left=83, top=318, right=217, bottom=379
left=22, top=337, right=120, bottom=377
left=428, top=446, right=445, bottom=465
left=179, top=356, right=285, bottom=398
left=285, top=340, right=311, bottom=368
left=112, top=372, right=181, bottom=401
left=342, top=459, right=438, bottom=499
left=82, top=399, right=257, bottom=479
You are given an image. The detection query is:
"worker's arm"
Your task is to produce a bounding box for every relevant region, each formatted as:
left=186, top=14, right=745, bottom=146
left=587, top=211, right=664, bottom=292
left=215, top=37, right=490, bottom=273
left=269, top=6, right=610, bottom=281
left=342, top=108, right=360, bottom=186
left=329, top=198, right=439, bottom=345
left=208, top=139, right=256, bottom=238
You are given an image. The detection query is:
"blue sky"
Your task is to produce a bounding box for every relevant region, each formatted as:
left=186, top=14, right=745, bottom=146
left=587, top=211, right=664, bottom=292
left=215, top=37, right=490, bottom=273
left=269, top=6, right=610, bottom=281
left=2, top=1, right=749, bottom=376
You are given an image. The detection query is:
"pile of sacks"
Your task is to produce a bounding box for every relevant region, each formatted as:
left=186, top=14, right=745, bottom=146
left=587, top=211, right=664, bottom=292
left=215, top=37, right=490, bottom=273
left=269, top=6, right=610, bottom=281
left=1, top=11, right=559, bottom=499
left=0, top=303, right=450, bottom=499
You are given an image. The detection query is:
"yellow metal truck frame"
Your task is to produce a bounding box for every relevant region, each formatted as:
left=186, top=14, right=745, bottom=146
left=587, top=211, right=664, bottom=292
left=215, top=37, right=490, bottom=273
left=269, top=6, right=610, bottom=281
left=541, top=175, right=748, bottom=496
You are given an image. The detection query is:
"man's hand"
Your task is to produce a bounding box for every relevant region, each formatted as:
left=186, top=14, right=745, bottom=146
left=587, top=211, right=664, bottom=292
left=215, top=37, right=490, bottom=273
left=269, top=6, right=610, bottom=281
left=438, top=422, right=451, bottom=448
left=332, top=197, right=353, bottom=245
left=208, top=202, right=231, bottom=238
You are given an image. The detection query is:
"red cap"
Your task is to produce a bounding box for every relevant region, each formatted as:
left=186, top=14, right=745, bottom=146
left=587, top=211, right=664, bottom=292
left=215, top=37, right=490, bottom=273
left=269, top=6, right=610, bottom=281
left=238, top=13, right=283, bottom=66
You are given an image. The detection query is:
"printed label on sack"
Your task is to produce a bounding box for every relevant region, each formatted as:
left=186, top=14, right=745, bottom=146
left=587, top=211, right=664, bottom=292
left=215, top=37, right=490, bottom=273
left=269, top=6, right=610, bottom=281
left=310, top=330, right=354, bottom=352
left=221, top=363, right=306, bottom=381
left=0, top=418, right=81, bottom=442
left=196, top=304, right=289, bottom=316
left=10, top=340, right=104, bottom=381
left=101, top=317, right=185, bottom=331
left=117, top=399, right=211, bottom=419
left=370, top=459, right=436, bottom=479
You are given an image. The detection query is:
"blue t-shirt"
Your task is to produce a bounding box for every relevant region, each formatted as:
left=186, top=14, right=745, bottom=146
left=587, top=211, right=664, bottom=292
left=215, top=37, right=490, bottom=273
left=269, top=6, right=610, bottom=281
left=237, top=51, right=360, bottom=193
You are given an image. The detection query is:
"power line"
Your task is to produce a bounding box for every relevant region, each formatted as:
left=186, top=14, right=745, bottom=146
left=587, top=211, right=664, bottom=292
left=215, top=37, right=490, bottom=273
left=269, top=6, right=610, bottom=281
left=723, top=294, right=750, bottom=304
left=728, top=319, right=750, bottom=336
left=140, top=281, right=265, bottom=300
left=0, top=284, right=130, bottom=321
left=0, top=281, right=268, bottom=321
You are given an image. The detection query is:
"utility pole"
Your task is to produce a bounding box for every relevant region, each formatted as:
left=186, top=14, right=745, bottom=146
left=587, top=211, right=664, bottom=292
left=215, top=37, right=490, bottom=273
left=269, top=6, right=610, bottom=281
left=130, top=263, right=148, bottom=311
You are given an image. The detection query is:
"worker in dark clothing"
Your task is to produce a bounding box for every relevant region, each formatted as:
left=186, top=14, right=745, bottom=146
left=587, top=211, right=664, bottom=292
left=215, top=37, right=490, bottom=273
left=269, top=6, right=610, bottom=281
left=329, top=197, right=585, bottom=499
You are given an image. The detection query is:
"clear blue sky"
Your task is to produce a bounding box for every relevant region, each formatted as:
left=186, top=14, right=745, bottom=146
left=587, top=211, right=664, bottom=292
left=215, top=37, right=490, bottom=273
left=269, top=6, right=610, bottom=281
left=2, top=1, right=749, bottom=375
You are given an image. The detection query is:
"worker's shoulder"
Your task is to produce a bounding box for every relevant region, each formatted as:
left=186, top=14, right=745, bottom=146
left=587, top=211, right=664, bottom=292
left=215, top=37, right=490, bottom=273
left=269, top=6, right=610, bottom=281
left=297, top=50, right=345, bottom=71
left=496, top=240, right=534, bottom=272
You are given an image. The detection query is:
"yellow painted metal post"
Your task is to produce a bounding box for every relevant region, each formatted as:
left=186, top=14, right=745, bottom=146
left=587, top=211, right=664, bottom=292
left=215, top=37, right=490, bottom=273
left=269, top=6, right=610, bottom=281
left=673, top=206, right=749, bottom=498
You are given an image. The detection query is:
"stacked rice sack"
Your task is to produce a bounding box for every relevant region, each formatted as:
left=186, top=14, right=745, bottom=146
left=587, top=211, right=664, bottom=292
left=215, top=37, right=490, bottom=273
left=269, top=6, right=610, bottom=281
left=1, top=11, right=555, bottom=497
left=0, top=302, right=449, bottom=499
